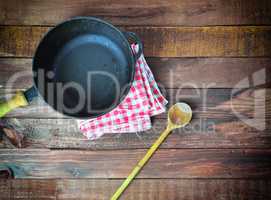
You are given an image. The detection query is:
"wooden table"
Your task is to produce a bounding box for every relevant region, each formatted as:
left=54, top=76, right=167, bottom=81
left=0, top=0, right=271, bottom=199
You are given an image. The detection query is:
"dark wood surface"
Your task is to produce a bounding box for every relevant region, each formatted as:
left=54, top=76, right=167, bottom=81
left=0, top=57, right=270, bottom=89
left=1, top=26, right=271, bottom=57
left=1, top=179, right=270, bottom=200
left=0, top=0, right=270, bottom=199
left=0, top=0, right=271, bottom=26
left=0, top=149, right=271, bottom=178
left=0, top=88, right=270, bottom=150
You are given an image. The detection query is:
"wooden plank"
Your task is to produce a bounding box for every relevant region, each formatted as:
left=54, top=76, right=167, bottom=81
left=0, top=180, right=10, bottom=200
left=57, top=179, right=271, bottom=200
left=0, top=87, right=269, bottom=119
left=0, top=88, right=269, bottom=149
left=1, top=117, right=270, bottom=149
left=0, top=57, right=270, bottom=89
left=150, top=57, right=271, bottom=89
left=1, top=26, right=271, bottom=57
left=0, top=26, right=48, bottom=58
left=0, top=0, right=271, bottom=26
left=0, top=179, right=270, bottom=200
left=0, top=58, right=32, bottom=89
left=0, top=149, right=270, bottom=178
left=3, top=180, right=56, bottom=200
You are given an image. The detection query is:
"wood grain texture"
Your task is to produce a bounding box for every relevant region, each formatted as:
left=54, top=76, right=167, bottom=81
left=0, top=57, right=270, bottom=89
left=0, top=0, right=270, bottom=198
left=0, top=149, right=270, bottom=178
left=1, top=117, right=270, bottom=149
left=1, top=26, right=271, bottom=57
left=0, top=180, right=56, bottom=200
left=1, top=87, right=269, bottom=119
left=0, top=87, right=269, bottom=149
left=0, top=179, right=270, bottom=200
left=0, top=0, right=271, bottom=26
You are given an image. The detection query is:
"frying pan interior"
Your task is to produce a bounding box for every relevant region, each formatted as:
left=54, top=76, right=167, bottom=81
left=33, top=18, right=138, bottom=118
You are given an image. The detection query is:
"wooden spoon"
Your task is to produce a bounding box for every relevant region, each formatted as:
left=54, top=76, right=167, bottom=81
left=111, top=103, right=192, bottom=200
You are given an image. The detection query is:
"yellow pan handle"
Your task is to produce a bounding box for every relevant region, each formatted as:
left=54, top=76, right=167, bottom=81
left=111, top=126, right=172, bottom=200
left=0, top=91, right=28, bottom=118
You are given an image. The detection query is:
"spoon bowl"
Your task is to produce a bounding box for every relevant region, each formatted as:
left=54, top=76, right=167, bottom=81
left=168, top=102, right=192, bottom=129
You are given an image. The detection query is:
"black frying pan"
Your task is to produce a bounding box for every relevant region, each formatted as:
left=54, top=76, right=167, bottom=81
left=0, top=17, right=143, bottom=118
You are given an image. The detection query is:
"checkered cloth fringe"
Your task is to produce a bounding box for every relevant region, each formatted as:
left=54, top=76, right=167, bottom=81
left=78, top=44, right=168, bottom=140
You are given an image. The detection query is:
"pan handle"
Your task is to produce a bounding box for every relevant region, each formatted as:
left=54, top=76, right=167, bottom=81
left=123, top=32, right=143, bottom=61
left=0, top=86, right=37, bottom=118
left=0, top=91, right=29, bottom=118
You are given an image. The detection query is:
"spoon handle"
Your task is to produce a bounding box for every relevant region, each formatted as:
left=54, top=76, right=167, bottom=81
left=111, top=126, right=172, bottom=200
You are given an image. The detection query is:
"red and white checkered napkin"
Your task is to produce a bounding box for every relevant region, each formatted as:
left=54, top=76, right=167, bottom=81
left=78, top=44, right=168, bottom=140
